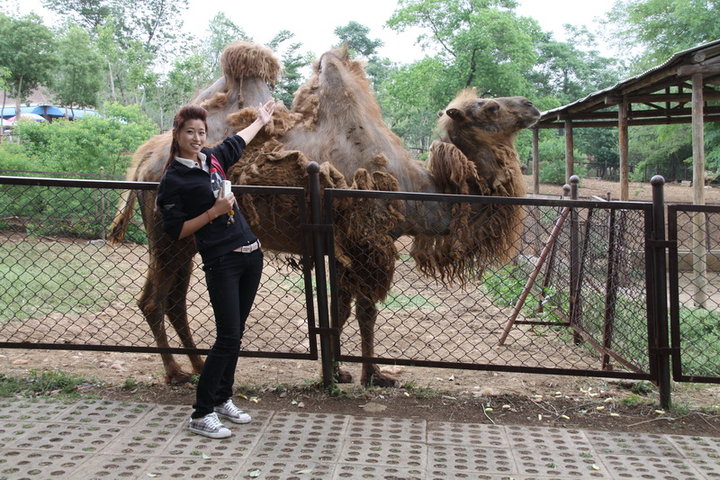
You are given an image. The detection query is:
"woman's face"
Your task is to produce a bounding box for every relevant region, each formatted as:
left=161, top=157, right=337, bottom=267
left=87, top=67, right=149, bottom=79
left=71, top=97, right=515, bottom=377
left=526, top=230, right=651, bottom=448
left=176, top=119, right=207, bottom=160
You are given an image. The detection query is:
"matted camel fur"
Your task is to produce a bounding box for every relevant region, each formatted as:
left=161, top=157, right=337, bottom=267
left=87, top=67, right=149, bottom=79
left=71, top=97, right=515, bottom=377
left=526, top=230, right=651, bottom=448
left=108, top=41, right=539, bottom=387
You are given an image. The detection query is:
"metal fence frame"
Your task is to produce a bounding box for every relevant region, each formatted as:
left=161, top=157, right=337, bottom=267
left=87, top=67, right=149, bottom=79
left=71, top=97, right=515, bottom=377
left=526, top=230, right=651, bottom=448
left=667, top=202, right=720, bottom=385
left=320, top=182, right=665, bottom=385
left=1, top=173, right=713, bottom=408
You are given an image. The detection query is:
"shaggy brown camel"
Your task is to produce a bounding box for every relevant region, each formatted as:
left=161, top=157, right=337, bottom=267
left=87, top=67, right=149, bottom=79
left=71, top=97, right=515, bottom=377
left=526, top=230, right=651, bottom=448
left=109, top=41, right=540, bottom=386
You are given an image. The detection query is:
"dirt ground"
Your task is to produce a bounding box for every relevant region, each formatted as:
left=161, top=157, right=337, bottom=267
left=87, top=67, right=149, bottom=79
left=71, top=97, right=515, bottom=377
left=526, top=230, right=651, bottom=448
left=2, top=178, right=720, bottom=436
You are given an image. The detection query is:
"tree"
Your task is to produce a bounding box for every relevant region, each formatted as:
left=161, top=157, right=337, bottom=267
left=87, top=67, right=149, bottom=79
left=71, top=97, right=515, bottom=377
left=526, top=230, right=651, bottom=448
left=43, top=0, right=189, bottom=56
left=387, top=0, right=541, bottom=97
left=334, top=21, right=383, bottom=57
left=604, top=0, right=720, bottom=181
left=334, top=21, right=392, bottom=91
left=531, top=27, right=621, bottom=104
left=378, top=58, right=448, bottom=154
left=41, top=0, right=118, bottom=31
left=95, top=19, right=157, bottom=105
left=0, top=13, right=57, bottom=118
left=629, top=125, right=693, bottom=182
left=202, top=12, right=248, bottom=78
left=605, top=0, right=720, bottom=69
left=267, top=30, right=313, bottom=108
left=148, top=52, right=210, bottom=130
left=122, top=0, right=189, bottom=56
left=53, top=25, right=105, bottom=112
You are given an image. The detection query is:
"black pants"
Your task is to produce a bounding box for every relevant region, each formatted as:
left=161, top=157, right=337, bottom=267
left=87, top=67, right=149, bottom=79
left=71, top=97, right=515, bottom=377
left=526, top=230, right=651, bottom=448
left=192, top=249, right=263, bottom=418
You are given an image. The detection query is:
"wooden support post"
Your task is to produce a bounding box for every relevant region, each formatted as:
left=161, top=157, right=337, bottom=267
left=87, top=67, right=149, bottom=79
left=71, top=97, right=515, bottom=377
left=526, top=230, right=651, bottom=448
left=564, top=120, right=574, bottom=181
left=618, top=98, right=629, bottom=201
left=691, top=72, right=708, bottom=308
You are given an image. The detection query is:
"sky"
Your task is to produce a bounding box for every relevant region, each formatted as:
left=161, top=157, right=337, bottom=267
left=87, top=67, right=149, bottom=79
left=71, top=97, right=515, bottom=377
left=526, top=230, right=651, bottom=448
left=6, top=0, right=618, bottom=62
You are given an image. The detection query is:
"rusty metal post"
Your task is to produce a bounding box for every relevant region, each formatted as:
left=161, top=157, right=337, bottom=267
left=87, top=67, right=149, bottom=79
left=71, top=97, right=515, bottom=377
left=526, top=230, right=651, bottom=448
left=650, top=175, right=671, bottom=409
left=569, top=175, right=581, bottom=344
left=307, top=162, right=334, bottom=389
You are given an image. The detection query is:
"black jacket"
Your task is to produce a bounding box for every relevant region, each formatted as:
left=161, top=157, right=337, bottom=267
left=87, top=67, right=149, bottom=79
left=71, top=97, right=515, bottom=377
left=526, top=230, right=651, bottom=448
left=156, top=135, right=258, bottom=264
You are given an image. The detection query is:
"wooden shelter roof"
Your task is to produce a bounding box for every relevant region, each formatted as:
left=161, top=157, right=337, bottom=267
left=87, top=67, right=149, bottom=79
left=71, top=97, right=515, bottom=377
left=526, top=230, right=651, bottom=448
left=536, top=39, right=720, bottom=129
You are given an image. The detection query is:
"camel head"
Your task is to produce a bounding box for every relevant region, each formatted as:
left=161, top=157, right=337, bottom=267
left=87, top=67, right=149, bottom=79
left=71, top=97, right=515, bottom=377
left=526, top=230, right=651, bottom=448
left=438, top=88, right=540, bottom=148
left=433, top=88, right=539, bottom=195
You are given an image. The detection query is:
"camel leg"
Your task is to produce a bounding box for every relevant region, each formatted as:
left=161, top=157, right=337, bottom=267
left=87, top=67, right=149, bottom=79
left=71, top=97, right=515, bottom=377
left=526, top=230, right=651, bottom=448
left=331, top=284, right=354, bottom=383
left=139, top=236, right=197, bottom=385
left=138, top=266, right=188, bottom=384
left=357, top=295, right=398, bottom=387
left=165, top=249, right=205, bottom=375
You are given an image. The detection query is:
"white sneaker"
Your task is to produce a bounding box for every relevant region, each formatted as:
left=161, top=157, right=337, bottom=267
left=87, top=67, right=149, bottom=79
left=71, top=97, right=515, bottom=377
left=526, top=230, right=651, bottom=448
left=188, top=412, right=231, bottom=439
left=214, top=399, right=252, bottom=424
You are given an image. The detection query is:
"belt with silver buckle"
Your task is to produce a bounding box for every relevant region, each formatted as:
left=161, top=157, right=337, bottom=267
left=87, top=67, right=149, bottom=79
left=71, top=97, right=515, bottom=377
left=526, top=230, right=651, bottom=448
left=234, top=240, right=261, bottom=253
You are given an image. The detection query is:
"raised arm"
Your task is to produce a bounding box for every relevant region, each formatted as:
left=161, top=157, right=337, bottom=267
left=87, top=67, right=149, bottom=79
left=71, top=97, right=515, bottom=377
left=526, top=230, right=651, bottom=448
left=237, top=99, right=276, bottom=145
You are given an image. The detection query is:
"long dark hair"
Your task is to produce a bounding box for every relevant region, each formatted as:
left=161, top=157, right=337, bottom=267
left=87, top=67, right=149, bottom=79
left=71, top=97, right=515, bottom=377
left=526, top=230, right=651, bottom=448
left=163, top=104, right=209, bottom=172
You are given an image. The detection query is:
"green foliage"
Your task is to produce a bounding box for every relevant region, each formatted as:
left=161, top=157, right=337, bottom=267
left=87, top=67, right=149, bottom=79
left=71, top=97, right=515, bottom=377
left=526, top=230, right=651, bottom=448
left=0, top=370, right=91, bottom=398
left=679, top=307, right=720, bottom=377
left=482, top=262, right=565, bottom=323
left=6, top=103, right=157, bottom=176
left=268, top=30, right=313, bottom=109
left=629, top=124, right=693, bottom=182
left=388, top=0, right=540, bottom=97
left=535, top=133, right=588, bottom=185
left=0, top=13, right=57, bottom=108
left=54, top=25, right=104, bottom=108
left=531, top=27, right=621, bottom=104
left=606, top=0, right=720, bottom=70
left=334, top=21, right=383, bottom=57
left=203, top=12, right=248, bottom=77
left=378, top=58, right=448, bottom=152
left=43, top=0, right=189, bottom=56
left=147, top=51, right=212, bottom=129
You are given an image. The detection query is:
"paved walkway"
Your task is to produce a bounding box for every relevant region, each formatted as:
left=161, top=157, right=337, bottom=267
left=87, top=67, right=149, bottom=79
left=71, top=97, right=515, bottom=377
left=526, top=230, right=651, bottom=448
left=0, top=398, right=718, bottom=480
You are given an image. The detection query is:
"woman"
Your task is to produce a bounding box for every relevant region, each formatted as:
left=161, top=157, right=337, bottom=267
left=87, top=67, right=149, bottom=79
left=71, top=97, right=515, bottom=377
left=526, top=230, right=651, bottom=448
left=156, top=100, right=275, bottom=439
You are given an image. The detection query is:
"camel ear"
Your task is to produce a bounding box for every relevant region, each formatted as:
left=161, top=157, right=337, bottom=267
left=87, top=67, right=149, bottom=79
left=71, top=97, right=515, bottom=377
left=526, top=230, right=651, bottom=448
left=445, top=108, right=465, bottom=121
left=484, top=101, right=500, bottom=117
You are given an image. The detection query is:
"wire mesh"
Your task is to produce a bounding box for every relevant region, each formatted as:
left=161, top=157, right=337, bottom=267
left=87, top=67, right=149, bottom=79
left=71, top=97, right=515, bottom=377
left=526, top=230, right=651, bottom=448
left=0, top=177, right=678, bottom=381
left=0, top=181, right=315, bottom=358
left=328, top=192, right=652, bottom=375
left=669, top=205, right=720, bottom=380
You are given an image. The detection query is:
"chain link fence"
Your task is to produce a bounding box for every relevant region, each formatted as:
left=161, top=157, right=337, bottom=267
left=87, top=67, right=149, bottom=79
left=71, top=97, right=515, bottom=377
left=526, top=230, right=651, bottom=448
left=669, top=204, right=720, bottom=381
left=2, top=175, right=716, bottom=391
left=325, top=189, right=653, bottom=378
left=0, top=178, right=316, bottom=359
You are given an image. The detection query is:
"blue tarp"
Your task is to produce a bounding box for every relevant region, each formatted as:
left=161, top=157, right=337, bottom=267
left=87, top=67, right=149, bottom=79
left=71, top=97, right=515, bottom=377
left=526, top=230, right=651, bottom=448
left=0, top=104, right=100, bottom=119
left=67, top=109, right=101, bottom=120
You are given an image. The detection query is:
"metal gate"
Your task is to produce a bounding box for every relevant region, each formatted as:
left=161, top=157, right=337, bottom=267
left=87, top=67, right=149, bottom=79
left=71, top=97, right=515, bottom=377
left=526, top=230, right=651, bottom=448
left=318, top=176, right=671, bottom=402
left=668, top=202, right=720, bottom=383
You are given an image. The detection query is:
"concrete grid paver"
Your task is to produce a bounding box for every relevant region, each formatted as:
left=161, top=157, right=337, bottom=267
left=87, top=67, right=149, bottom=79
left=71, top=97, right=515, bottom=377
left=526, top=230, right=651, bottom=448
left=0, top=398, right=717, bottom=480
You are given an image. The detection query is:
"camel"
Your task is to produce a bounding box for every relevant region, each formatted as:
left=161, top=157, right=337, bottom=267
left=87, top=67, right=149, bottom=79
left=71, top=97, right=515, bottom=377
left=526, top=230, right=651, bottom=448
left=109, top=41, right=540, bottom=386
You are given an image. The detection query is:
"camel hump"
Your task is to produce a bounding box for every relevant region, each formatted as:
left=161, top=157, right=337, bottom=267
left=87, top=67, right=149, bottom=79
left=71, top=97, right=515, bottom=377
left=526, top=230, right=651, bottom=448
left=221, top=41, right=281, bottom=86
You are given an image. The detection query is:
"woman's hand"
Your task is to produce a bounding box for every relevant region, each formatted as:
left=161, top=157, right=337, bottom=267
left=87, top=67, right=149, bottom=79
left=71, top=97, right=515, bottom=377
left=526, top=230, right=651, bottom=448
left=257, top=99, right=276, bottom=125
left=209, top=192, right=235, bottom=217
left=237, top=98, right=277, bottom=145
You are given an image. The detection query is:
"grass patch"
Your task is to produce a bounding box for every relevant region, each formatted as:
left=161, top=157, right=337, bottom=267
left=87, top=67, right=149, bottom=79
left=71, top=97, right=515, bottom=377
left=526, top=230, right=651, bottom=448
left=0, top=238, right=132, bottom=322
left=382, top=290, right=436, bottom=311
left=678, top=307, right=720, bottom=377
left=0, top=369, right=95, bottom=399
